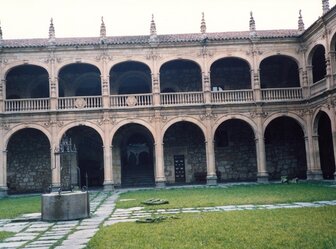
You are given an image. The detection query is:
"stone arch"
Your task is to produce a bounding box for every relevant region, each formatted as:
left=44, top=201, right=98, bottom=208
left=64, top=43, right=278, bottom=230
left=4, top=62, right=50, bottom=78
left=112, top=123, right=155, bottom=187
left=109, top=61, right=152, bottom=94
left=259, top=55, right=300, bottom=88
left=308, top=44, right=327, bottom=83
left=55, top=60, right=102, bottom=76
left=4, top=124, right=52, bottom=149
left=213, top=115, right=257, bottom=140
left=263, top=113, right=306, bottom=137
left=7, top=128, right=51, bottom=193
left=110, top=119, right=155, bottom=147
left=264, top=115, right=307, bottom=180
left=313, top=110, right=336, bottom=179
left=329, top=31, right=336, bottom=73
left=163, top=120, right=207, bottom=184
left=57, top=121, right=104, bottom=146
left=108, top=59, right=152, bottom=74
left=58, top=63, right=102, bottom=97
left=5, top=64, right=50, bottom=99
left=159, top=59, right=203, bottom=92
left=210, top=57, right=252, bottom=90
left=158, top=57, right=203, bottom=71
left=161, top=117, right=207, bottom=142
left=214, top=118, right=258, bottom=182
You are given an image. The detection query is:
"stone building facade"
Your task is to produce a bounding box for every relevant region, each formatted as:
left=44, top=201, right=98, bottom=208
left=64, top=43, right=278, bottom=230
left=1, top=2, right=336, bottom=195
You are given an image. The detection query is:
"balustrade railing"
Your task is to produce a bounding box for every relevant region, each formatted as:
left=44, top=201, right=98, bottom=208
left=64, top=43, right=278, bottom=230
left=211, top=90, right=254, bottom=103
left=58, top=96, right=102, bottom=109
left=110, top=93, right=152, bottom=107
left=160, top=92, right=204, bottom=105
left=5, top=98, right=50, bottom=112
left=261, top=88, right=303, bottom=101
left=310, top=79, right=327, bottom=96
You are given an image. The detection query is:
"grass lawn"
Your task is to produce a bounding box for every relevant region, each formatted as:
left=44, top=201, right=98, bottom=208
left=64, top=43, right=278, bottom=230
left=0, top=231, right=14, bottom=242
left=0, top=195, right=40, bottom=219
left=87, top=206, right=336, bottom=249
left=116, top=183, right=336, bottom=209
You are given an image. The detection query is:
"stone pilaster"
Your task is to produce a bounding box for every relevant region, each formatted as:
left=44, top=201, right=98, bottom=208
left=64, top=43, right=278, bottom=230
left=103, top=145, right=114, bottom=191
left=0, top=149, right=8, bottom=197
left=154, top=113, right=166, bottom=187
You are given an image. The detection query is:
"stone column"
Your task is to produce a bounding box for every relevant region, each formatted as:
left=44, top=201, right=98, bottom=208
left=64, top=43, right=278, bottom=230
left=154, top=140, right=166, bottom=187
left=305, top=112, right=323, bottom=180
left=205, top=139, right=217, bottom=185
left=103, top=145, right=114, bottom=191
left=0, top=78, right=5, bottom=112
left=255, top=116, right=268, bottom=182
left=154, top=115, right=166, bottom=187
left=101, top=55, right=110, bottom=109
left=0, top=149, right=8, bottom=197
left=203, top=73, right=211, bottom=104
left=152, top=73, right=160, bottom=106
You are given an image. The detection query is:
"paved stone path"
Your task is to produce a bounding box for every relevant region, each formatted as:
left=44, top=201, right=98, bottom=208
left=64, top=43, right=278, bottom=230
left=0, top=191, right=119, bottom=249
left=1, top=186, right=336, bottom=249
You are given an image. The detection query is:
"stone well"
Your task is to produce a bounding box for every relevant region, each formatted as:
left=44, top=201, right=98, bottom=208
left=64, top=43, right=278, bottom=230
left=41, top=191, right=90, bottom=221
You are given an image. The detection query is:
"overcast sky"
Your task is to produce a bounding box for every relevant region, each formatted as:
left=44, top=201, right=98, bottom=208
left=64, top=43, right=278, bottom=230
left=0, top=0, right=335, bottom=39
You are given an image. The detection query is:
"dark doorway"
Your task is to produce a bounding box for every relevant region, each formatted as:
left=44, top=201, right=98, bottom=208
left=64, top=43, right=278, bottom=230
left=61, top=126, right=104, bottom=188
left=317, top=112, right=335, bottom=179
left=174, top=155, right=186, bottom=183
left=112, top=124, right=155, bottom=187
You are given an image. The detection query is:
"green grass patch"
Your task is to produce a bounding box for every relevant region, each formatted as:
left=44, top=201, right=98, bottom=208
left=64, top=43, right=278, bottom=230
left=0, top=195, right=40, bottom=219
left=116, top=183, right=336, bottom=209
left=87, top=206, right=336, bottom=249
left=0, top=231, right=15, bottom=241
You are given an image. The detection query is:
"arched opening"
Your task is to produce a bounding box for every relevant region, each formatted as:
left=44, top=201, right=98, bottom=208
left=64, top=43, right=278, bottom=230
left=163, top=121, right=206, bottom=184
left=110, top=62, right=152, bottom=94
left=160, top=60, right=202, bottom=92
left=260, top=55, right=300, bottom=88
left=60, top=126, right=104, bottom=188
left=265, top=117, right=307, bottom=180
left=210, top=58, right=251, bottom=90
left=214, top=119, right=257, bottom=182
left=6, top=65, right=49, bottom=99
left=311, top=45, right=327, bottom=83
left=316, top=112, right=335, bottom=179
left=331, top=33, right=336, bottom=73
left=58, top=63, right=101, bottom=97
left=7, top=128, right=51, bottom=194
left=112, top=124, right=155, bottom=187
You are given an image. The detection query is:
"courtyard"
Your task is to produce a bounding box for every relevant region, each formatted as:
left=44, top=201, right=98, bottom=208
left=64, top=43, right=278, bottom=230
left=0, top=182, right=336, bottom=248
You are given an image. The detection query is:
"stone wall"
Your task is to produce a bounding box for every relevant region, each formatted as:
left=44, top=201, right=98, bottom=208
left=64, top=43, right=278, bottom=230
left=7, top=129, right=51, bottom=193
left=265, top=118, right=307, bottom=180
left=214, top=121, right=257, bottom=182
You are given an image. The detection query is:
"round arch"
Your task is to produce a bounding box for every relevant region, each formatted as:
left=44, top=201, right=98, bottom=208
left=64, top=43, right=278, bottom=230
left=108, top=60, right=152, bottom=75
left=161, top=117, right=207, bottom=142
left=4, top=124, right=52, bottom=149
left=213, top=115, right=257, bottom=140
left=158, top=57, right=203, bottom=72
left=56, top=60, right=102, bottom=76
left=263, top=113, right=306, bottom=137
left=312, top=107, right=335, bottom=135
left=109, top=119, right=155, bottom=147
left=258, top=53, right=301, bottom=68
left=4, top=63, right=50, bottom=79
left=307, top=44, right=327, bottom=83
left=57, top=121, right=104, bottom=146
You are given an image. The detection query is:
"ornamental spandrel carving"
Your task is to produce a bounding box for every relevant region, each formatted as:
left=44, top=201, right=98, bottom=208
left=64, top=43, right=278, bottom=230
left=146, top=50, right=161, bottom=60
left=148, top=114, right=167, bottom=124
left=95, top=51, right=112, bottom=61
left=97, top=116, right=116, bottom=126
left=200, top=111, right=217, bottom=121
left=44, top=119, right=64, bottom=127
left=0, top=57, right=8, bottom=65
left=0, top=122, right=10, bottom=130
left=74, top=98, right=87, bottom=109
left=298, top=108, right=314, bottom=117
left=249, top=111, right=268, bottom=119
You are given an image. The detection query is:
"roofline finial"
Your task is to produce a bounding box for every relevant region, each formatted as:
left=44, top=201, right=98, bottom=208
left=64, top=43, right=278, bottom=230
left=0, top=20, right=3, bottom=40
left=322, top=0, right=330, bottom=15
left=100, top=16, right=106, bottom=42
left=298, top=9, right=305, bottom=32
left=249, top=11, right=256, bottom=36
left=200, top=12, right=207, bottom=35
left=48, top=18, right=55, bottom=43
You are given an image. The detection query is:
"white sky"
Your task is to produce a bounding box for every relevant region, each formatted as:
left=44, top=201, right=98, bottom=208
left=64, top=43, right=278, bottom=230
left=0, top=0, right=335, bottom=39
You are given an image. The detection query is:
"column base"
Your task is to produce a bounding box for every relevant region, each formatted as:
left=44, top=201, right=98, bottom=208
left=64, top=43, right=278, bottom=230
left=51, top=184, right=61, bottom=192
left=307, top=170, right=323, bottom=181
left=257, top=172, right=269, bottom=183
left=206, top=175, right=218, bottom=186
left=103, top=181, right=114, bottom=192
left=0, top=187, right=8, bottom=198
left=155, top=180, right=166, bottom=188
